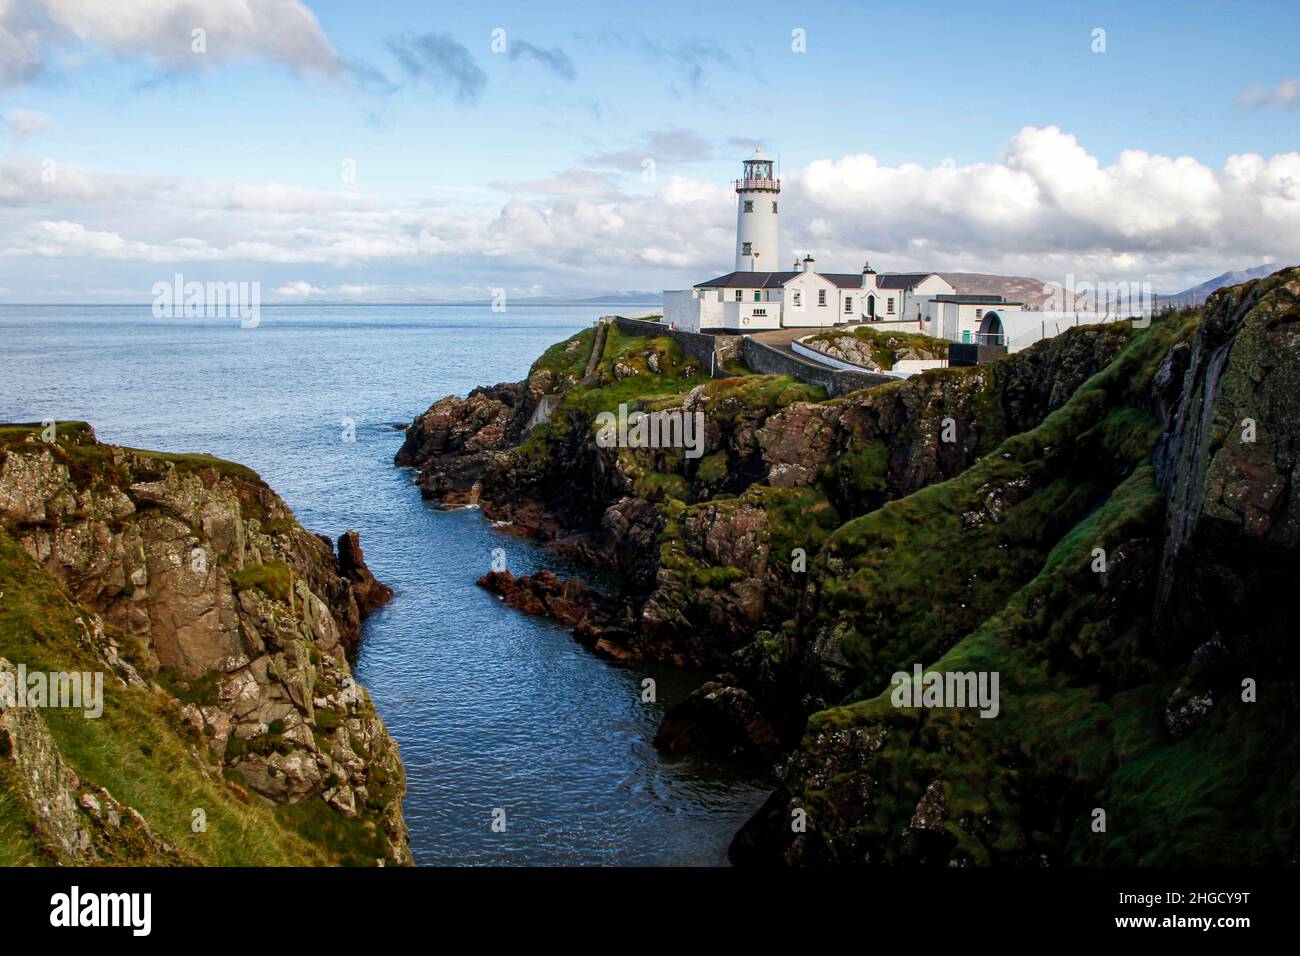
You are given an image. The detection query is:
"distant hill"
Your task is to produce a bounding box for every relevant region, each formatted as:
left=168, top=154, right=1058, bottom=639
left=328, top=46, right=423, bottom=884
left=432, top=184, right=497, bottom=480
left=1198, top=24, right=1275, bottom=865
left=939, top=273, right=1055, bottom=310
left=509, top=292, right=663, bottom=306
left=1161, top=265, right=1281, bottom=308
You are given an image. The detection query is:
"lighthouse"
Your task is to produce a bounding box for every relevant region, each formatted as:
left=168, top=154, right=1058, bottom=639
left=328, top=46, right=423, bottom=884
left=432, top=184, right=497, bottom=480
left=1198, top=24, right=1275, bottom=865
left=734, top=147, right=780, bottom=272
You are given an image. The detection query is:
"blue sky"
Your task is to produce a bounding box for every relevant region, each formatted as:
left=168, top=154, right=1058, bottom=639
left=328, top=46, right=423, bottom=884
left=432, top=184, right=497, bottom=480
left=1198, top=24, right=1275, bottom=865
left=1, top=0, right=1297, bottom=301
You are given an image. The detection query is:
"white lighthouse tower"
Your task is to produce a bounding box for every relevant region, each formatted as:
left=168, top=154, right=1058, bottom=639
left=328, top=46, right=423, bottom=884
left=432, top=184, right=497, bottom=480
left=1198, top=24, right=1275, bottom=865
left=734, top=147, right=780, bottom=272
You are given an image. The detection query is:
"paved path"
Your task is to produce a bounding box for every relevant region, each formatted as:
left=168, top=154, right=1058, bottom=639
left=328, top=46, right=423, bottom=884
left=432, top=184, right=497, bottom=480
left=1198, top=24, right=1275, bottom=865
left=748, top=327, right=838, bottom=369
left=748, top=327, right=811, bottom=348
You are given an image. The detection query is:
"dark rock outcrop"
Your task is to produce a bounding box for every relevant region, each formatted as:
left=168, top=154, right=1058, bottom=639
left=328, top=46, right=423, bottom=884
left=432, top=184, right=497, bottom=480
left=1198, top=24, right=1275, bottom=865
left=399, top=282, right=1300, bottom=867
left=653, top=676, right=783, bottom=765
left=730, top=267, right=1300, bottom=866
left=337, top=529, right=394, bottom=615
left=1153, top=271, right=1300, bottom=666
left=0, top=423, right=410, bottom=864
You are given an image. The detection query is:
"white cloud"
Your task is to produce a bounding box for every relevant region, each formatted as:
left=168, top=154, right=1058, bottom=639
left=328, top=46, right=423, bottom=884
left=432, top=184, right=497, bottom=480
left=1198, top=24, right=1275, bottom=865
left=3, top=108, right=54, bottom=139
left=782, top=126, right=1300, bottom=286
left=0, top=0, right=345, bottom=87
left=0, top=126, right=1296, bottom=296
left=274, top=280, right=321, bottom=296
left=1238, top=79, right=1300, bottom=111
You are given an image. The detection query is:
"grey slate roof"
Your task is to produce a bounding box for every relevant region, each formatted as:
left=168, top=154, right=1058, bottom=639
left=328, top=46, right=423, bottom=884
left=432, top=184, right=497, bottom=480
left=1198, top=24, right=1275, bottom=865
left=694, top=270, right=938, bottom=291
left=694, top=271, right=798, bottom=289
left=931, top=294, right=1024, bottom=305
left=875, top=273, right=936, bottom=289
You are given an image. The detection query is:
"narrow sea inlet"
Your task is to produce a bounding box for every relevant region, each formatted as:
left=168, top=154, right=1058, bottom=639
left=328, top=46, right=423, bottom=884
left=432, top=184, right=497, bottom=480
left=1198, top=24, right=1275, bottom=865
left=0, top=303, right=771, bottom=864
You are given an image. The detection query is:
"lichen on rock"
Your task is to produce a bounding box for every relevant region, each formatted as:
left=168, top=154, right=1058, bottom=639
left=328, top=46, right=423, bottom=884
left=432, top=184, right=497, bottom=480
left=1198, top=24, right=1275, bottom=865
left=0, top=423, right=408, bottom=865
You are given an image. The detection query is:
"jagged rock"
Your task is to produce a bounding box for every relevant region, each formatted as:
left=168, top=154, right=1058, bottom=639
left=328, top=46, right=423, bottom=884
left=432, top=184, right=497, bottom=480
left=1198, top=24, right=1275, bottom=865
left=1154, top=268, right=1300, bottom=664
left=337, top=530, right=393, bottom=614
left=0, top=425, right=410, bottom=865
left=1165, top=690, right=1214, bottom=741
left=477, top=569, right=616, bottom=631
left=653, top=676, right=783, bottom=764
left=909, top=779, right=946, bottom=831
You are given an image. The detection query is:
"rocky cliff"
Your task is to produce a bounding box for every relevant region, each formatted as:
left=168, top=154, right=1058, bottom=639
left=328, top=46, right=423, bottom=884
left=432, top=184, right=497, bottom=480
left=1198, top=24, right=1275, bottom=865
left=0, top=423, right=409, bottom=865
left=398, top=268, right=1299, bottom=866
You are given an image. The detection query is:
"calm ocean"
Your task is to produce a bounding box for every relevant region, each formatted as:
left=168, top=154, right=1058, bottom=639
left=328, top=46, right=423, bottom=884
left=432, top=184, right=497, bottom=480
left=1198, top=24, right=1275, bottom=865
left=0, top=303, right=770, bottom=865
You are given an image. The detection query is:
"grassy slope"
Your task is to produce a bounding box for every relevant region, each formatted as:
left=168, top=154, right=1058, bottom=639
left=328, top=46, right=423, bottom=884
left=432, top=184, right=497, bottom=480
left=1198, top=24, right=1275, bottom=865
left=780, top=310, right=1299, bottom=863
left=0, top=530, right=337, bottom=865
left=522, top=324, right=822, bottom=504
left=0, top=425, right=397, bottom=865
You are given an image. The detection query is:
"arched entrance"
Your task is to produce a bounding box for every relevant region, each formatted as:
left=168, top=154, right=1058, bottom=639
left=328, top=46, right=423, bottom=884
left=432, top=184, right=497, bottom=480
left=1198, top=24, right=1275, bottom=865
left=866, top=295, right=876, bottom=319
left=979, top=311, right=1005, bottom=345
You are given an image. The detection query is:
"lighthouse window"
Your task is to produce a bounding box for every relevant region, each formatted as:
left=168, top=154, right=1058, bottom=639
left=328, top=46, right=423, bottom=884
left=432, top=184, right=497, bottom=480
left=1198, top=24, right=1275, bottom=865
left=743, top=200, right=753, bottom=213
left=742, top=241, right=752, bottom=256
left=772, top=201, right=778, bottom=213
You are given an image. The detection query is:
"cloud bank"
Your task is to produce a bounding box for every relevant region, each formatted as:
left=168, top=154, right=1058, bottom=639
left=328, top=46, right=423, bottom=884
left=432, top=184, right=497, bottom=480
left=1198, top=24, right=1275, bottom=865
left=0, top=0, right=346, bottom=86
left=1, top=126, right=1296, bottom=298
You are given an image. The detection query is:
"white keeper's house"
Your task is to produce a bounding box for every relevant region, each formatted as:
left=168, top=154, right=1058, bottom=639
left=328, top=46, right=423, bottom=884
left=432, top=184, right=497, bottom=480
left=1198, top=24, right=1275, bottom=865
left=663, top=148, right=1025, bottom=344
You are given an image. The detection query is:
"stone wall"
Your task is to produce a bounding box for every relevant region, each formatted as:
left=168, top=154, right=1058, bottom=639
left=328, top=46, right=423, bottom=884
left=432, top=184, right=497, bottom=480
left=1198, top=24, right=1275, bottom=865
left=742, top=337, right=892, bottom=397
left=613, top=317, right=740, bottom=377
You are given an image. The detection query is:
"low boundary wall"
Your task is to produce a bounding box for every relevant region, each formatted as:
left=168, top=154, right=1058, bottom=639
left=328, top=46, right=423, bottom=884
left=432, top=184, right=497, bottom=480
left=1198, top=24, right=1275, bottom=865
left=612, top=316, right=740, bottom=377
left=742, top=337, right=892, bottom=397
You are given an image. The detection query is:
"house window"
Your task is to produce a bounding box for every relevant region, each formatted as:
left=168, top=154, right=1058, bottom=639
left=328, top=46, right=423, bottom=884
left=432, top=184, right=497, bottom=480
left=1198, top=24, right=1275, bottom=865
left=818, top=289, right=827, bottom=307
left=844, top=296, right=853, bottom=313
left=742, top=241, right=752, bottom=256
left=792, top=290, right=802, bottom=307
left=735, top=290, right=743, bottom=301
left=887, top=297, right=895, bottom=314
left=772, top=201, right=778, bottom=213
left=975, top=308, right=984, bottom=320
left=753, top=308, right=766, bottom=316
left=743, top=200, right=754, bottom=213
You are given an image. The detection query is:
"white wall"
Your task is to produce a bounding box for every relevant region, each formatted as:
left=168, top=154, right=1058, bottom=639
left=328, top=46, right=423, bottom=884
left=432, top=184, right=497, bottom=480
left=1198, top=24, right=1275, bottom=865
left=663, top=290, right=703, bottom=332
left=918, top=300, right=1027, bottom=343
left=1003, top=311, right=1129, bottom=352
left=913, top=275, right=956, bottom=296
left=724, top=300, right=782, bottom=330
left=893, top=359, right=948, bottom=374
left=735, top=189, right=780, bottom=272
left=859, top=273, right=953, bottom=324
left=781, top=272, right=841, bottom=327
